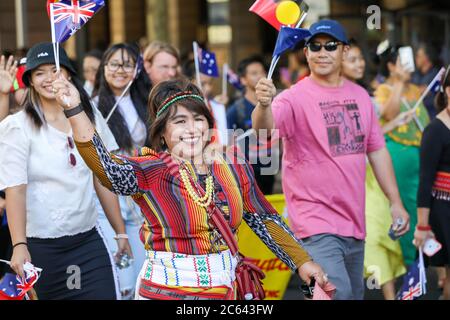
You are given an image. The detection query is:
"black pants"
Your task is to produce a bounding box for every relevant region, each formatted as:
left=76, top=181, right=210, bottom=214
left=0, top=225, right=12, bottom=278
left=27, top=227, right=118, bottom=300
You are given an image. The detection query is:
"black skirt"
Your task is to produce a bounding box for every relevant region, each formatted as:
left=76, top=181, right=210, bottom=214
left=27, top=226, right=118, bottom=300
left=429, top=199, right=450, bottom=267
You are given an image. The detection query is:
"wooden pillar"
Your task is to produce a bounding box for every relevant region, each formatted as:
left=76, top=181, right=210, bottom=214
left=109, top=0, right=126, bottom=43
left=145, top=0, right=169, bottom=42
left=145, top=0, right=201, bottom=54
left=229, top=0, right=264, bottom=66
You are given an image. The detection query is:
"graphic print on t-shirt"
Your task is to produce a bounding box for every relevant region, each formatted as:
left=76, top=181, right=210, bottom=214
left=320, top=100, right=365, bottom=157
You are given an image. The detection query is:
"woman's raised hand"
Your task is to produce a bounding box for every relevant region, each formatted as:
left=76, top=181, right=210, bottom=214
left=52, top=74, right=81, bottom=110
left=0, top=55, right=18, bottom=94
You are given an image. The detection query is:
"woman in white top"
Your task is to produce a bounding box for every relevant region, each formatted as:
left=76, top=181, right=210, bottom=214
left=0, top=43, right=131, bottom=300
left=92, top=43, right=151, bottom=299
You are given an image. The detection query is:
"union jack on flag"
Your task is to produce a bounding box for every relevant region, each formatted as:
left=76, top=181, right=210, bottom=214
left=400, top=280, right=423, bottom=300
left=396, top=252, right=427, bottom=300
left=47, top=0, right=105, bottom=43
left=0, top=262, right=42, bottom=300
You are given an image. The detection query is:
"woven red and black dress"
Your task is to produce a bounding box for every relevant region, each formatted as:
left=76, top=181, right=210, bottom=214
left=418, top=118, right=450, bottom=266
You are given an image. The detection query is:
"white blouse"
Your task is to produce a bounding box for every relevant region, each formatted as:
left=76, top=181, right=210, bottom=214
left=92, top=95, right=147, bottom=153
left=0, top=107, right=119, bottom=239
left=116, top=95, right=147, bottom=149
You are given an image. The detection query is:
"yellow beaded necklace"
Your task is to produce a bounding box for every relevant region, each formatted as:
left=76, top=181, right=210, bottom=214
left=179, top=165, right=214, bottom=208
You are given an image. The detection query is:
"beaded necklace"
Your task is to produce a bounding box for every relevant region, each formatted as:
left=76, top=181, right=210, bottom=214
left=178, top=160, right=214, bottom=208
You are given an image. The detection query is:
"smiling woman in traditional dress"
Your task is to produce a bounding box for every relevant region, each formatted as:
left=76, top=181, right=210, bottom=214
left=51, top=76, right=328, bottom=300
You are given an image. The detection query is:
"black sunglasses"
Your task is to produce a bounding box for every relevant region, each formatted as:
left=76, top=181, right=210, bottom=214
left=307, top=41, right=342, bottom=52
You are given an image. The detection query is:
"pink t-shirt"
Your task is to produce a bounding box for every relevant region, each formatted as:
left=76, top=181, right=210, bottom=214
left=272, top=76, right=385, bottom=240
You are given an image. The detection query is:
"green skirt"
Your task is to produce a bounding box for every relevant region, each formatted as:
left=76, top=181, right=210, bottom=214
left=386, top=137, right=419, bottom=266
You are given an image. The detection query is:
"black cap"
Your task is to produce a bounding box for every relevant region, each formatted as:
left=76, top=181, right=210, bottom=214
left=22, top=42, right=77, bottom=86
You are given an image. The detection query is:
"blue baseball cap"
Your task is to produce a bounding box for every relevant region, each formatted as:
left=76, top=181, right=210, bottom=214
left=306, top=19, right=349, bottom=45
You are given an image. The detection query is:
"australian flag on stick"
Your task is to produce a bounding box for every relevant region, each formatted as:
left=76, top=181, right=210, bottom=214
left=47, top=0, right=105, bottom=43
left=197, top=47, right=219, bottom=78
left=227, top=68, right=244, bottom=91
left=0, top=261, right=42, bottom=300
left=396, top=251, right=427, bottom=300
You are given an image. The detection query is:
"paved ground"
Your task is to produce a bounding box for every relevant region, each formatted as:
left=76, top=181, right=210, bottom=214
left=282, top=268, right=442, bottom=300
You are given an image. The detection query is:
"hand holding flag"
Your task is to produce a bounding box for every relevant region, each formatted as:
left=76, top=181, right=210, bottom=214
left=0, top=260, right=42, bottom=300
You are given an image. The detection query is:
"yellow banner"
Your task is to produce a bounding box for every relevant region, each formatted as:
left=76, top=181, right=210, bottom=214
left=237, top=194, right=292, bottom=300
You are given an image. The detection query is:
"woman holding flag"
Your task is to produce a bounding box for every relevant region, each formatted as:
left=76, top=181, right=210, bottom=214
left=342, top=41, right=407, bottom=300
left=374, top=46, right=430, bottom=267
left=0, top=43, right=129, bottom=300
left=414, top=66, right=450, bottom=300
left=50, top=76, right=328, bottom=300
left=92, top=43, right=151, bottom=299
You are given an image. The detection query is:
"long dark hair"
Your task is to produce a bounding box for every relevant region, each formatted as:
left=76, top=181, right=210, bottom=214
left=93, top=43, right=151, bottom=152
left=148, top=79, right=215, bottom=152
left=24, top=68, right=95, bottom=128
left=378, top=46, right=401, bottom=78
left=435, top=66, right=450, bottom=113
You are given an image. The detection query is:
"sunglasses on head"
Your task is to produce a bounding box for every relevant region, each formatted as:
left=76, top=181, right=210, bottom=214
left=307, top=41, right=342, bottom=52
left=67, top=137, right=77, bottom=167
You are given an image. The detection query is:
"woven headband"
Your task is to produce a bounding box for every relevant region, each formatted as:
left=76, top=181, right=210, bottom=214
left=156, top=91, right=204, bottom=118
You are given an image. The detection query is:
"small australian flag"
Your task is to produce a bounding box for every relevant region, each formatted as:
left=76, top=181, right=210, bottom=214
left=198, top=47, right=219, bottom=78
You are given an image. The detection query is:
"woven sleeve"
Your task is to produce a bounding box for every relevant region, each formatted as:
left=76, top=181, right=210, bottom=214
left=229, top=147, right=312, bottom=270
left=75, top=131, right=139, bottom=195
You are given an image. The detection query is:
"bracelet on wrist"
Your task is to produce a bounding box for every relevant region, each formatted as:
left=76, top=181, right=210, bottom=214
left=63, top=104, right=84, bottom=118
left=114, top=234, right=129, bottom=240
left=12, top=242, right=28, bottom=250
left=417, top=225, right=432, bottom=231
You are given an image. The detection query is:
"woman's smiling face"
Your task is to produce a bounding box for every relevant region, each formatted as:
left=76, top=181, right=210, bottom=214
left=162, top=104, right=210, bottom=160
left=30, top=64, right=69, bottom=100
left=104, top=49, right=135, bottom=95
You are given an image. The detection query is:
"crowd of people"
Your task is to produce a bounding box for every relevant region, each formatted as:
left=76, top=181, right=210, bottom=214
left=0, top=17, right=449, bottom=301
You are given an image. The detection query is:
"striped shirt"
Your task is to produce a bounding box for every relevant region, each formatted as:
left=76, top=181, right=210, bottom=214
left=76, top=132, right=311, bottom=270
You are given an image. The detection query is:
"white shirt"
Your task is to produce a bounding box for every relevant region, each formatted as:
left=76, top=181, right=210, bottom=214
left=0, top=107, right=119, bottom=239
left=116, top=95, right=147, bottom=149
left=209, top=99, right=228, bottom=145
left=93, top=95, right=147, bottom=153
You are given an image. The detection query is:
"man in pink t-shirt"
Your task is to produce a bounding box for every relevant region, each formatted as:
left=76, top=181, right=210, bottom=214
left=252, top=20, right=410, bottom=300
